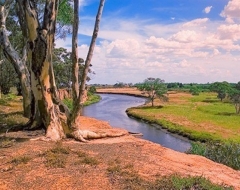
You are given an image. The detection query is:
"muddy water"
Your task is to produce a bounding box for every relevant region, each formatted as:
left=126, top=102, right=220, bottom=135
left=82, top=94, right=191, bottom=152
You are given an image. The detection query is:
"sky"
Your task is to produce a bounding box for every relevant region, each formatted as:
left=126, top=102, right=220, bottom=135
left=56, top=0, right=240, bottom=84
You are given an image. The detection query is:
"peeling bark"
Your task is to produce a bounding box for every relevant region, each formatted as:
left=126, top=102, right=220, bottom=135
left=21, top=0, right=68, bottom=140
left=0, top=2, right=32, bottom=118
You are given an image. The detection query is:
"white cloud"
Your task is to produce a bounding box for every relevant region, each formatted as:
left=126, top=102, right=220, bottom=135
left=221, top=0, right=240, bottom=22
left=217, top=24, right=240, bottom=41
left=204, top=6, right=212, bottom=14
left=170, top=30, right=199, bottom=43
left=55, top=3, right=240, bottom=84
left=183, top=18, right=209, bottom=27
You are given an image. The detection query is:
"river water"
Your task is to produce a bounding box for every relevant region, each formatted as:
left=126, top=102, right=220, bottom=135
left=82, top=94, right=191, bottom=152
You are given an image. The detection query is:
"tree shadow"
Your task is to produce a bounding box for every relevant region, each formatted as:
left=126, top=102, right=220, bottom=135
left=216, top=112, right=237, bottom=116
left=202, top=99, right=220, bottom=103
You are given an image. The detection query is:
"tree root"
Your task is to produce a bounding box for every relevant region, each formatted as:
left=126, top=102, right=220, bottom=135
left=71, top=129, right=127, bottom=142
left=30, top=129, right=127, bottom=142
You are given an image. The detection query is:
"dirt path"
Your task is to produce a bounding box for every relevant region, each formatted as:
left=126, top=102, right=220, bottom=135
left=1, top=116, right=240, bottom=189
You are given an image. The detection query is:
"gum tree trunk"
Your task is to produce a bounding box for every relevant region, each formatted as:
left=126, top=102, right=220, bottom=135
left=0, top=1, right=32, bottom=118
left=22, top=0, right=69, bottom=140
left=70, top=0, right=105, bottom=129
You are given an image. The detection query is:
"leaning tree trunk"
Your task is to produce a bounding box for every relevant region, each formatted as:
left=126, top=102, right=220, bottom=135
left=71, top=0, right=79, bottom=103
left=0, top=1, right=32, bottom=118
left=70, top=0, right=105, bottom=130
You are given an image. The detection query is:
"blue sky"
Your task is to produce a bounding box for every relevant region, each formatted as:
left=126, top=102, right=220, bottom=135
left=56, top=0, right=240, bottom=84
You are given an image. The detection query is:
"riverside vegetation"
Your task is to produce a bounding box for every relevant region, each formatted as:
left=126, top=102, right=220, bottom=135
left=126, top=91, right=240, bottom=170
left=0, top=92, right=235, bottom=189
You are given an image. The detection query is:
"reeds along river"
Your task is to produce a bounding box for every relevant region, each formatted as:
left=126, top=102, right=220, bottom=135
left=82, top=94, right=191, bottom=152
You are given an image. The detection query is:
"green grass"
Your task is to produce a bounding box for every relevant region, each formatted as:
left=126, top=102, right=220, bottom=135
left=127, top=92, right=240, bottom=143
left=153, top=174, right=232, bottom=190
left=63, top=93, right=101, bottom=110
left=106, top=160, right=232, bottom=189
left=84, top=94, right=101, bottom=106
left=188, top=141, right=240, bottom=170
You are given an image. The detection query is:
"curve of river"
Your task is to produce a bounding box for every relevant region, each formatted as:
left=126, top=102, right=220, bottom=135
left=82, top=94, right=191, bottom=152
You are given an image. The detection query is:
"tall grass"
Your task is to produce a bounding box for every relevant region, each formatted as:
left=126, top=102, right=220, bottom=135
left=188, top=141, right=240, bottom=170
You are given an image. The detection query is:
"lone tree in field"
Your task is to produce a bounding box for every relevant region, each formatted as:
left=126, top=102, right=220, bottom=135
left=228, top=82, right=240, bottom=114
left=136, top=78, right=168, bottom=107
left=210, top=81, right=232, bottom=102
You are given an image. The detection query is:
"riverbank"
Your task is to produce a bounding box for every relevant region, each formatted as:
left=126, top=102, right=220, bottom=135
left=97, top=88, right=240, bottom=143
left=1, top=116, right=240, bottom=189
left=1, top=92, right=240, bottom=189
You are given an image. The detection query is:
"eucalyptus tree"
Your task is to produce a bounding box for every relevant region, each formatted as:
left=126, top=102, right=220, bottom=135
left=0, top=0, right=31, bottom=117
left=1, top=0, right=106, bottom=141
left=0, top=0, right=73, bottom=118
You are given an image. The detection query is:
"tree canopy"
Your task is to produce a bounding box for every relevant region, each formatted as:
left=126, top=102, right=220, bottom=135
left=136, top=78, right=168, bottom=106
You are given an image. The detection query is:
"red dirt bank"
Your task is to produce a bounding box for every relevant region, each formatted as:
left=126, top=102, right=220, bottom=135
left=1, top=116, right=240, bottom=189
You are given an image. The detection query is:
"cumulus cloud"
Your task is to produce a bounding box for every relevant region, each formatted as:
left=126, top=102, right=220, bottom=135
left=204, top=6, right=213, bottom=14
left=217, top=24, right=240, bottom=41
left=170, top=30, right=199, bottom=43
left=221, top=0, right=240, bottom=22
left=55, top=2, right=240, bottom=84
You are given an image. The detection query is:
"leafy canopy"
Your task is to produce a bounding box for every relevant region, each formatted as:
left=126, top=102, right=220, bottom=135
left=136, top=78, right=168, bottom=106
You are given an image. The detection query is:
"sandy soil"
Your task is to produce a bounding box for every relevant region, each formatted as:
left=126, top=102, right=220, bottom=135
left=1, top=116, right=240, bottom=189
left=1, top=88, right=240, bottom=189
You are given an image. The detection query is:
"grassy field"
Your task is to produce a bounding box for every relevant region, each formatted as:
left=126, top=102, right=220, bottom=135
left=0, top=93, right=101, bottom=133
left=127, top=92, right=240, bottom=143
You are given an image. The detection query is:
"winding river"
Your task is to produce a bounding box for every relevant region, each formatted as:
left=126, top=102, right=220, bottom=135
left=82, top=94, right=191, bottom=152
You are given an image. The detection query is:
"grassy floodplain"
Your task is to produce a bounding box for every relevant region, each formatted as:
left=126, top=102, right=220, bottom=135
left=127, top=92, right=240, bottom=143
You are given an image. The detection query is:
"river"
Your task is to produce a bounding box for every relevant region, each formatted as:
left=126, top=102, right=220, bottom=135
left=82, top=94, right=191, bottom=152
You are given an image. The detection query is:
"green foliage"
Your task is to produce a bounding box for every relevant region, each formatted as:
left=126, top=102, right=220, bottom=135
left=53, top=47, right=91, bottom=88
left=188, top=141, right=240, bottom=170
left=228, top=83, right=240, bottom=114
left=186, top=142, right=206, bottom=156
left=136, top=78, right=168, bottom=106
left=53, top=48, right=72, bottom=88
left=88, top=86, right=96, bottom=94
left=0, top=56, right=18, bottom=95
left=189, top=86, right=200, bottom=95
left=58, top=0, right=74, bottom=25
left=210, top=81, right=232, bottom=101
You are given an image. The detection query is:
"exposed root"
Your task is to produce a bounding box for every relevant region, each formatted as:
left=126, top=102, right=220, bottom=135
left=30, top=136, right=52, bottom=142
left=71, top=129, right=127, bottom=142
